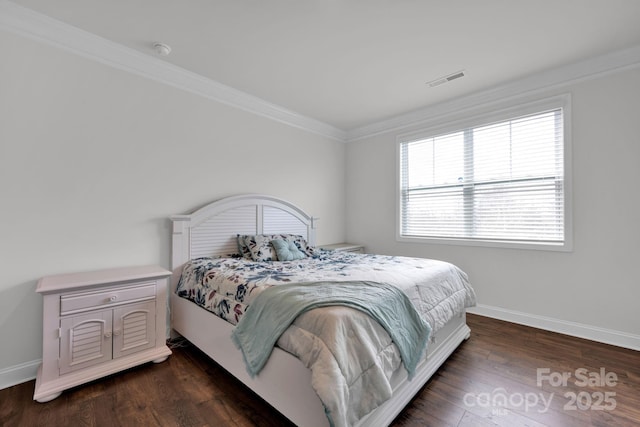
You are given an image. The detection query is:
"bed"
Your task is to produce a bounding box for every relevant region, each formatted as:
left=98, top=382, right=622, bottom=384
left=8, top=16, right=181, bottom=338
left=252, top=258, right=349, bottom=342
left=170, top=194, right=475, bottom=427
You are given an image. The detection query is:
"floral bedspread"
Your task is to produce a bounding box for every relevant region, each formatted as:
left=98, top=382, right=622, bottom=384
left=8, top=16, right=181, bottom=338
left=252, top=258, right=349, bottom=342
left=176, top=250, right=476, bottom=332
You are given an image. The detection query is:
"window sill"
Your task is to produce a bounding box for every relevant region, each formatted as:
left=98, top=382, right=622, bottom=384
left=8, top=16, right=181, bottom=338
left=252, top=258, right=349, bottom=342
left=397, top=235, right=572, bottom=252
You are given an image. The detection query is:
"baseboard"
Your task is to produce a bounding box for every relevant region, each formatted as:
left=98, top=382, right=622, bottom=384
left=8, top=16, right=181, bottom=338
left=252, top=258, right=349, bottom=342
left=468, top=304, right=640, bottom=351
left=0, top=359, right=40, bottom=391
left=1, top=332, right=173, bottom=391
left=3, top=306, right=637, bottom=391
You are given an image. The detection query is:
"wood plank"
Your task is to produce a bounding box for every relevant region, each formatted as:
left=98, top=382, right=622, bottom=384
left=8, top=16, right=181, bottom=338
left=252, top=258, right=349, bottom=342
left=1, top=314, right=638, bottom=426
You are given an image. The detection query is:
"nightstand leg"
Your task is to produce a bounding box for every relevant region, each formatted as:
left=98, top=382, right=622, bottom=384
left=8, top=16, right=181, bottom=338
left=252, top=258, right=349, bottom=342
left=152, top=355, right=169, bottom=363
left=36, top=391, right=62, bottom=403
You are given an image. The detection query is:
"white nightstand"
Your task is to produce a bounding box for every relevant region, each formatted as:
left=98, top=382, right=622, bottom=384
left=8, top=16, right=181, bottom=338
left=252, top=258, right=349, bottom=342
left=320, top=243, right=365, bottom=253
left=33, top=265, right=172, bottom=403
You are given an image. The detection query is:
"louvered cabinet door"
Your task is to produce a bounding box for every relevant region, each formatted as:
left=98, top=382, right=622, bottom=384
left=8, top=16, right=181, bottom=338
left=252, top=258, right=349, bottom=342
left=112, top=301, right=156, bottom=358
left=59, top=309, right=113, bottom=375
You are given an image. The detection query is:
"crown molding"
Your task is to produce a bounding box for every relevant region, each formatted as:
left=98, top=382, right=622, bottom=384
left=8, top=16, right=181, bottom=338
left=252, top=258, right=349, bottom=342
left=346, top=44, right=640, bottom=142
left=3, top=1, right=640, bottom=144
left=0, top=1, right=347, bottom=142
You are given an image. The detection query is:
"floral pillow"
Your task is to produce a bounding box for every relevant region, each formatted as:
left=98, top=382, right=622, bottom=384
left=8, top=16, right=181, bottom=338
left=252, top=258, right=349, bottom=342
left=291, top=235, right=315, bottom=257
left=237, top=234, right=253, bottom=259
left=246, top=234, right=277, bottom=262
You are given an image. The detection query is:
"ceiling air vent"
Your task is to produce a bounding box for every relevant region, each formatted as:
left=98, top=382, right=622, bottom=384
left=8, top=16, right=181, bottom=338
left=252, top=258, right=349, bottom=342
left=426, top=70, right=465, bottom=87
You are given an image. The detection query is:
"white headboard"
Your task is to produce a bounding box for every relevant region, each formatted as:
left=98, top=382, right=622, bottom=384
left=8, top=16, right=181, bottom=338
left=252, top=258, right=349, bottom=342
left=171, top=194, right=317, bottom=275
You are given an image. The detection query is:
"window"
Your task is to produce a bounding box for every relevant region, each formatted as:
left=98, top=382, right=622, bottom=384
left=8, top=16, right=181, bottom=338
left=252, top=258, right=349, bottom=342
left=398, top=96, right=571, bottom=250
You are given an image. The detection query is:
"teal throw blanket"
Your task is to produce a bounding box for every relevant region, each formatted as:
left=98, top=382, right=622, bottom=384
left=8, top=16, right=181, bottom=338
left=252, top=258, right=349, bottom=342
left=231, top=281, right=431, bottom=379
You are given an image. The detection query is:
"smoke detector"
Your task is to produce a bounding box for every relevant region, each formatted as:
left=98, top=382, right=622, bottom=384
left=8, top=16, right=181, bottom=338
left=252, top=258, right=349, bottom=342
left=153, top=42, right=172, bottom=56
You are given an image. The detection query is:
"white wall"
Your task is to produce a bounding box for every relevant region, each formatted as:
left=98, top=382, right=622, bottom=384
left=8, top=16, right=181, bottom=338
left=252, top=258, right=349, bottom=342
left=346, top=68, right=640, bottom=347
left=0, top=30, right=346, bottom=381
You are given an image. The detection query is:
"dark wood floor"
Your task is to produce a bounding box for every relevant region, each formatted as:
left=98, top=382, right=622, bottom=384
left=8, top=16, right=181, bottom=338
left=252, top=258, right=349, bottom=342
left=1, top=314, right=639, bottom=427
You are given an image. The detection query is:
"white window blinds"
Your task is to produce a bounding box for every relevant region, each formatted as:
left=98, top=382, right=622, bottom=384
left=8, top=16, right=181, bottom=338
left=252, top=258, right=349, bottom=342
left=400, top=107, right=566, bottom=247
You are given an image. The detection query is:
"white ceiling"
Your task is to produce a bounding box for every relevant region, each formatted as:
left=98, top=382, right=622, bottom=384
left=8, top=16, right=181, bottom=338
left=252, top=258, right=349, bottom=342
left=9, top=0, right=640, bottom=131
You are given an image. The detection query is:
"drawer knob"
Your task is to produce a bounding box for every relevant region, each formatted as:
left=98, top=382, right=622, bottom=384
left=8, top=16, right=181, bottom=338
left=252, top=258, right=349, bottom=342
left=109, top=295, right=118, bottom=302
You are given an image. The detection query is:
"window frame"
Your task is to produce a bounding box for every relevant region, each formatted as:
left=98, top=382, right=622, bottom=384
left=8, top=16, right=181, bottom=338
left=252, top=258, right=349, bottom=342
left=396, top=94, right=573, bottom=252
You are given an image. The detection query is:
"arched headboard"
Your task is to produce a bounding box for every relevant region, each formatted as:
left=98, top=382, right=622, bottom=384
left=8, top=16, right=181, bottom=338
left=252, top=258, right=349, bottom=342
left=171, top=194, right=317, bottom=275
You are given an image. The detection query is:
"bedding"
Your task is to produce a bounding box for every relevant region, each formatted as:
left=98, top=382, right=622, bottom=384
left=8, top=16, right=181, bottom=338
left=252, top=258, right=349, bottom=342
left=176, top=249, right=476, bottom=427
left=176, top=249, right=475, bottom=331
left=231, top=280, right=431, bottom=378
left=270, top=238, right=307, bottom=261
left=237, top=233, right=314, bottom=261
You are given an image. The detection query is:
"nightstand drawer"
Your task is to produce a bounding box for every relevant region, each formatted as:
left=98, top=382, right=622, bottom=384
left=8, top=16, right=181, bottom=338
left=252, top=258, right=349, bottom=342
left=60, top=283, right=156, bottom=315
